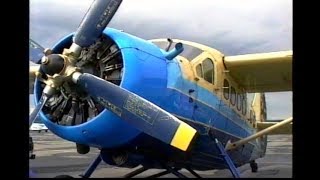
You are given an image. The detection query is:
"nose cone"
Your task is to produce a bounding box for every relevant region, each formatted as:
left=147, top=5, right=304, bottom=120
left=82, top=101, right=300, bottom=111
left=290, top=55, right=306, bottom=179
left=41, top=54, right=65, bottom=76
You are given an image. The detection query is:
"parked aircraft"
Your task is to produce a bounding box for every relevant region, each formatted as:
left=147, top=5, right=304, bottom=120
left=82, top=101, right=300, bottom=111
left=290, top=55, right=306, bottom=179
left=29, top=0, right=292, bottom=178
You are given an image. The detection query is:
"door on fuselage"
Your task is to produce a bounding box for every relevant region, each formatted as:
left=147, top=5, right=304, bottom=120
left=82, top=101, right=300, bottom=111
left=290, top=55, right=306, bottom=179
left=191, top=52, right=219, bottom=127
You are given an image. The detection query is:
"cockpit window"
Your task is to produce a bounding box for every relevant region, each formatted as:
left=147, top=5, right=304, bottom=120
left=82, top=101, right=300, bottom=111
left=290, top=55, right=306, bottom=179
left=152, top=41, right=203, bottom=61
left=196, top=64, right=203, bottom=78
left=195, top=58, right=215, bottom=84
left=202, top=59, right=214, bottom=84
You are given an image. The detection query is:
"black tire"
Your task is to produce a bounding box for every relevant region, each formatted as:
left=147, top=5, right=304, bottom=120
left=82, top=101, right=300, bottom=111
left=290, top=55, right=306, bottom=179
left=54, top=175, right=74, bottom=178
left=38, top=130, right=41, bottom=133
left=29, top=137, right=34, bottom=151
left=76, top=143, right=90, bottom=154
left=252, top=166, right=258, bottom=173
left=250, top=162, right=258, bottom=173
left=45, top=130, right=48, bottom=132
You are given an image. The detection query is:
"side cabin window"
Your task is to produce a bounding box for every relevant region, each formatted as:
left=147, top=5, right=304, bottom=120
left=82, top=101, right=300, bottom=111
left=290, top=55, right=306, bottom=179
left=195, top=58, right=215, bottom=84
left=223, top=79, right=229, bottom=100
left=261, top=99, right=267, bottom=120
left=250, top=110, right=256, bottom=124
left=237, top=93, right=242, bottom=111
left=242, top=96, right=247, bottom=116
left=230, top=86, right=236, bottom=105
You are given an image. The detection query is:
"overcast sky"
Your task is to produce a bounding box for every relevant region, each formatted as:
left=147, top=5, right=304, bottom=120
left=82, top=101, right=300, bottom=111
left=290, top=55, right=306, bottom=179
left=30, top=0, right=292, bottom=120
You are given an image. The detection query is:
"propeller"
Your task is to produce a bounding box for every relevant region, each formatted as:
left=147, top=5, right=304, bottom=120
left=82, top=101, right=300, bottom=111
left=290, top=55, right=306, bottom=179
left=72, top=72, right=197, bottom=151
left=29, top=0, right=123, bottom=121
left=69, top=0, right=123, bottom=57
left=29, top=0, right=198, bottom=152
left=73, top=0, right=122, bottom=48
left=29, top=86, right=55, bottom=127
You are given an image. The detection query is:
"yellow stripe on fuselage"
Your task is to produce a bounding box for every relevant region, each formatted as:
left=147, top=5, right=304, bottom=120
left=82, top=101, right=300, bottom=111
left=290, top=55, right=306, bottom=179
left=170, top=122, right=197, bottom=151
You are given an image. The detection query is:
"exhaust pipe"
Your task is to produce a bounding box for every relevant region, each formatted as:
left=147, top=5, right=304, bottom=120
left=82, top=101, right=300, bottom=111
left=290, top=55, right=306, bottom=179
left=164, top=42, right=184, bottom=60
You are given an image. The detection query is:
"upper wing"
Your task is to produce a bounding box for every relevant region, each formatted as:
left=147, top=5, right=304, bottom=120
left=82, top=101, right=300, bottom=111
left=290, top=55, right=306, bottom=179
left=223, top=51, right=292, bottom=92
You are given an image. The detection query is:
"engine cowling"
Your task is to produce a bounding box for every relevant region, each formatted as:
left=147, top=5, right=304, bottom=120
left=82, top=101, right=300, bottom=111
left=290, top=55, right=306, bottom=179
left=34, top=28, right=168, bottom=148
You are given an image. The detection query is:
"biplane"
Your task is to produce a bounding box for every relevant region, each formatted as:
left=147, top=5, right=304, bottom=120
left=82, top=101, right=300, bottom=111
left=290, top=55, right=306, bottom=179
left=29, top=0, right=292, bottom=178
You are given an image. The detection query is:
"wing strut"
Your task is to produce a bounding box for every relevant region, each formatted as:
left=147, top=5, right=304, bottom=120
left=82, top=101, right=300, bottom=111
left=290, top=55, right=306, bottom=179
left=225, top=117, right=293, bottom=150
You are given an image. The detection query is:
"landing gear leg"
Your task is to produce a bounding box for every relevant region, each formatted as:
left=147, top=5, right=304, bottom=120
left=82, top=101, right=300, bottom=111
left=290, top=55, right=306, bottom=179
left=54, top=154, right=102, bottom=178
left=250, top=160, right=258, bottom=173
left=145, top=170, right=171, bottom=178
left=214, top=138, right=241, bottom=178
left=122, top=166, right=149, bottom=178
left=186, top=167, right=202, bottom=178
left=162, top=165, right=187, bottom=178
left=79, top=154, right=102, bottom=178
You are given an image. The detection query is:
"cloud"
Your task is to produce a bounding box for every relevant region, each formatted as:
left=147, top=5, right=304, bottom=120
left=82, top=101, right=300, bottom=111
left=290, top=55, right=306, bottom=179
left=111, top=0, right=292, bottom=55
left=30, top=0, right=93, bottom=47
left=30, top=0, right=292, bottom=54
left=30, top=0, right=292, bottom=119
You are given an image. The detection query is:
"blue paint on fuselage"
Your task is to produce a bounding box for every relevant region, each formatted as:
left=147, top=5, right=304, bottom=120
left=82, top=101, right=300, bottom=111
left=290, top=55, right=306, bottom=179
left=161, top=60, right=254, bottom=139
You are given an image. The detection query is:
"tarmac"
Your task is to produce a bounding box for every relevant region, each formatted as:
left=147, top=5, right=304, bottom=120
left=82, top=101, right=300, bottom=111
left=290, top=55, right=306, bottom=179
left=29, top=131, right=292, bottom=178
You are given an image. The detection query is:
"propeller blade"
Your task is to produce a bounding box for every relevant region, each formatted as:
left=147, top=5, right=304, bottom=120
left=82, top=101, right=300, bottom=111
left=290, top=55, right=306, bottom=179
left=29, top=86, right=55, bottom=127
left=72, top=73, right=198, bottom=151
left=73, top=0, right=122, bottom=48
left=29, top=94, right=49, bottom=127
left=29, top=39, right=45, bottom=64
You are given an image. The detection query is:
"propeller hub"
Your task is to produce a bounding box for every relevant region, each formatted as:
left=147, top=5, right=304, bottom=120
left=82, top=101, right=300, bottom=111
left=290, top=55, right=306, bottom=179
left=41, top=54, right=65, bottom=76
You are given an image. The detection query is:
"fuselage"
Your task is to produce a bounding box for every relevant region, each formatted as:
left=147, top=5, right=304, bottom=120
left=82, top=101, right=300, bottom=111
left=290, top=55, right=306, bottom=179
left=34, top=28, right=267, bottom=170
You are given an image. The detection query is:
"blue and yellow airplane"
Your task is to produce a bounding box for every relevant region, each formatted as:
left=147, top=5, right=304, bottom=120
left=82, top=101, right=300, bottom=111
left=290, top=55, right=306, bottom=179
left=29, top=0, right=292, bottom=178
